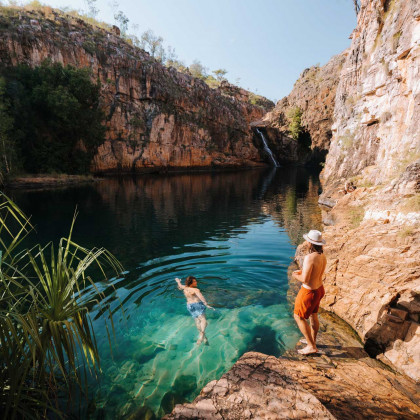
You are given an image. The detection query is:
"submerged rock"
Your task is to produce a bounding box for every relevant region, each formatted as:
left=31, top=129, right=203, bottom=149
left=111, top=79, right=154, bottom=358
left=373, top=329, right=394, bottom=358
left=127, top=405, right=157, bottom=420
left=160, top=391, right=186, bottom=415
left=173, top=375, right=197, bottom=396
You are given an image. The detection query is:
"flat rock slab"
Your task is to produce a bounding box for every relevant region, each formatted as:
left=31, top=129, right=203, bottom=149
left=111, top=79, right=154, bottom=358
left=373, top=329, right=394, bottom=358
left=7, top=175, right=98, bottom=189
left=164, top=351, right=420, bottom=420
left=164, top=314, right=420, bottom=420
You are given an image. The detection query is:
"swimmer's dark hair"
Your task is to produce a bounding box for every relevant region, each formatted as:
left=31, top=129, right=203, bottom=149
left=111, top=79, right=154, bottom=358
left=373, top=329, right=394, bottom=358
left=186, top=276, right=197, bottom=286
left=309, top=243, right=323, bottom=254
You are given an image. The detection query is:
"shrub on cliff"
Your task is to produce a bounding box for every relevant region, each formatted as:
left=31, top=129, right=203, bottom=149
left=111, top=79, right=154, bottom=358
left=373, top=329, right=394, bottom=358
left=0, top=60, right=105, bottom=176
left=286, top=106, right=303, bottom=140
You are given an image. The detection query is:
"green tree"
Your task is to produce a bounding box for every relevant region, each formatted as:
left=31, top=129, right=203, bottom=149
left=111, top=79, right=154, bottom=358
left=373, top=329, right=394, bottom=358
left=85, top=0, right=99, bottom=18
left=114, top=10, right=129, bottom=34
left=213, top=68, right=227, bottom=81
left=189, top=60, right=208, bottom=79
left=140, top=29, right=164, bottom=59
left=286, top=106, right=303, bottom=140
left=1, top=60, right=105, bottom=174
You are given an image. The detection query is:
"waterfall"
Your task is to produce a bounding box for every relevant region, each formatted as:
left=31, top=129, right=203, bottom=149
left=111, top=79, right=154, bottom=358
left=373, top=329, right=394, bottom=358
left=256, top=128, right=280, bottom=167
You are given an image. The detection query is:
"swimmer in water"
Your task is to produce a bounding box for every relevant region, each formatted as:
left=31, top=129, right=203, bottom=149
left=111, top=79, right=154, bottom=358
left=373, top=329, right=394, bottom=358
left=175, top=276, right=214, bottom=345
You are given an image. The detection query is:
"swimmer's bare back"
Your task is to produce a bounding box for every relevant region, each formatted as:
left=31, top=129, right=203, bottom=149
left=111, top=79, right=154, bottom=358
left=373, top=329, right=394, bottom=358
left=175, top=277, right=215, bottom=309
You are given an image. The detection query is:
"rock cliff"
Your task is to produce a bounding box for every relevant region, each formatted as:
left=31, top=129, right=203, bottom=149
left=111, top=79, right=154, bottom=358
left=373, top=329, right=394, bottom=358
left=316, top=0, right=420, bottom=382
left=0, top=7, right=274, bottom=173
left=258, top=52, right=346, bottom=164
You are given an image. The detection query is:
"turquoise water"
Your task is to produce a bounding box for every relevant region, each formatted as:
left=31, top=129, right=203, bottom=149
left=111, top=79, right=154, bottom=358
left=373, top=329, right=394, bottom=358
left=9, top=167, right=322, bottom=419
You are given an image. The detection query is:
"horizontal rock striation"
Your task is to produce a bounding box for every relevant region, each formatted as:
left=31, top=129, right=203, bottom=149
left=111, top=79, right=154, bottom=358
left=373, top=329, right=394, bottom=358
left=0, top=8, right=274, bottom=173
left=260, top=52, right=346, bottom=164
left=317, top=0, right=420, bottom=382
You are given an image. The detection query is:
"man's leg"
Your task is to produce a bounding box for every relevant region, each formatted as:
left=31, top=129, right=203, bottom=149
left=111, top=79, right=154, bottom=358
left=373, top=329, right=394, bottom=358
left=309, top=313, right=319, bottom=345
left=199, top=316, right=208, bottom=344
left=194, top=317, right=204, bottom=344
left=294, top=313, right=317, bottom=354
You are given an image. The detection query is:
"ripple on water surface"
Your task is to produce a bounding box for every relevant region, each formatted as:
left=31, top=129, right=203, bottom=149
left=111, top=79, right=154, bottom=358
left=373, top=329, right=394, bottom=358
left=89, top=218, right=301, bottom=418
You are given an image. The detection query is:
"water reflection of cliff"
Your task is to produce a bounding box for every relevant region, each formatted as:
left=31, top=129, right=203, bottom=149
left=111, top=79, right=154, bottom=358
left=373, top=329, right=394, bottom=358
left=10, top=168, right=322, bottom=265
left=91, top=171, right=270, bottom=266
left=259, top=167, right=323, bottom=246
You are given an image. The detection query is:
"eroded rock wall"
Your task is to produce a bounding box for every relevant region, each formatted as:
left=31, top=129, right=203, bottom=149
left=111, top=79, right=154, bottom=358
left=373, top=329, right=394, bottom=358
left=261, top=52, right=346, bottom=163
left=322, top=0, right=420, bottom=191
left=0, top=8, right=273, bottom=173
left=317, top=0, right=420, bottom=382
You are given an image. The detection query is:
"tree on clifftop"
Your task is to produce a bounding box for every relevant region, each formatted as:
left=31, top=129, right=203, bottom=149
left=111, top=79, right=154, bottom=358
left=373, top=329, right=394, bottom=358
left=140, top=29, right=166, bottom=62
left=189, top=60, right=208, bottom=79
left=114, top=10, right=129, bottom=34
left=213, top=69, right=228, bottom=81
left=85, top=0, right=99, bottom=19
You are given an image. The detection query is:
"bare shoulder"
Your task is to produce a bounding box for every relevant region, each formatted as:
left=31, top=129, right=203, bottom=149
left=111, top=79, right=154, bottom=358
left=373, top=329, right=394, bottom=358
left=305, top=253, right=317, bottom=262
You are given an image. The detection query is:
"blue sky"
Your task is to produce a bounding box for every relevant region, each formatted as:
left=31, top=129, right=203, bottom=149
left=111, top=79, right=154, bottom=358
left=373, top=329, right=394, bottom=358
left=24, top=0, right=356, bottom=101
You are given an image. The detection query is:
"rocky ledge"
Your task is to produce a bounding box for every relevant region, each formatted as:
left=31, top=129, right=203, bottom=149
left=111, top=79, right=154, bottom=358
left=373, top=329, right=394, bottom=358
left=312, top=182, right=420, bottom=383
left=5, top=174, right=99, bottom=189
left=165, top=312, right=420, bottom=419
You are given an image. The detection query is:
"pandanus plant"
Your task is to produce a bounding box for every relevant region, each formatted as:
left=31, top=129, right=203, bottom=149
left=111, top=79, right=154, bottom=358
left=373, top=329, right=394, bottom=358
left=0, top=192, right=123, bottom=418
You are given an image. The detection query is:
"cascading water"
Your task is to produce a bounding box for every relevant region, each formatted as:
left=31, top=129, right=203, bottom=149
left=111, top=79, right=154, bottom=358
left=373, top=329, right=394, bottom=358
left=256, top=128, right=280, bottom=167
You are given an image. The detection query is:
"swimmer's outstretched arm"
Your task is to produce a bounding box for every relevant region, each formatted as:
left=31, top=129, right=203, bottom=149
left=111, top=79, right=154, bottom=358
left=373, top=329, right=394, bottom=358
left=175, top=277, right=185, bottom=290
left=194, top=289, right=215, bottom=310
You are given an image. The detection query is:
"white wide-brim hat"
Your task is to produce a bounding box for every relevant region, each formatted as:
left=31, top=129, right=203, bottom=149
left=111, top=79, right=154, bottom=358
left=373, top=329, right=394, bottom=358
left=303, top=230, right=326, bottom=246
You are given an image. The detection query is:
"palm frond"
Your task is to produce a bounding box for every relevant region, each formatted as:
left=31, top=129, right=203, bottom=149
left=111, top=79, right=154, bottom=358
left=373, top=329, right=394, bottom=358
left=0, top=192, right=124, bottom=418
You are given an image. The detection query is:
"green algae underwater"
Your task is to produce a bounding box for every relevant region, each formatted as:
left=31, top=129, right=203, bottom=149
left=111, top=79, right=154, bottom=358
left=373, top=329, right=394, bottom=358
left=9, top=167, right=323, bottom=419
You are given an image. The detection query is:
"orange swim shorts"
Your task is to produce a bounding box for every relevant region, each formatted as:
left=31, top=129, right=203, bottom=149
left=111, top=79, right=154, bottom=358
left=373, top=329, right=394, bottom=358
left=294, top=285, right=325, bottom=319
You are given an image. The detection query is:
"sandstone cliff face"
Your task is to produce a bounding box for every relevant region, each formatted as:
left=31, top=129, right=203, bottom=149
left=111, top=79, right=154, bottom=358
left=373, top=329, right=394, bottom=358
left=317, top=0, right=420, bottom=382
left=260, top=52, right=346, bottom=163
left=322, top=0, right=420, bottom=190
left=0, top=8, right=273, bottom=173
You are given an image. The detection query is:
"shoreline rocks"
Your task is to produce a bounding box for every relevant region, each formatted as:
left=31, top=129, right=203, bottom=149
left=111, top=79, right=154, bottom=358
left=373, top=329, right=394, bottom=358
left=165, top=311, right=420, bottom=419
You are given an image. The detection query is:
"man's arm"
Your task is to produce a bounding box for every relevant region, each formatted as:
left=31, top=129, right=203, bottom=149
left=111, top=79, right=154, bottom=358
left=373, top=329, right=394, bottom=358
left=194, top=289, right=214, bottom=309
left=175, top=278, right=185, bottom=290
left=293, top=255, right=313, bottom=286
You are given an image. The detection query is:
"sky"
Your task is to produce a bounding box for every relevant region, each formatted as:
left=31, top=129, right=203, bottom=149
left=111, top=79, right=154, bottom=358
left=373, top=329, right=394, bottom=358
left=19, top=0, right=356, bottom=102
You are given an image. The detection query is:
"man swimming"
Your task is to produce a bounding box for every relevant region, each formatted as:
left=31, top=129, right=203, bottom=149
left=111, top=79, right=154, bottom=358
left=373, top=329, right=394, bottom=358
left=175, top=276, right=214, bottom=345
left=292, top=230, right=327, bottom=355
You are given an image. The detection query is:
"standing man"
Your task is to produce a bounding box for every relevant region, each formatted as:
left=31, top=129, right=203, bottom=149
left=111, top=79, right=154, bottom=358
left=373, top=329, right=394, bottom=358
left=292, top=230, right=327, bottom=355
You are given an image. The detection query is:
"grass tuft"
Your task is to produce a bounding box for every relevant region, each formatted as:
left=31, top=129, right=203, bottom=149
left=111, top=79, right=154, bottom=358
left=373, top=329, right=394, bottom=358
left=399, top=194, right=420, bottom=213
left=348, top=205, right=365, bottom=228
